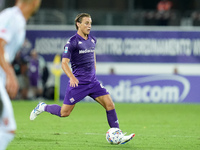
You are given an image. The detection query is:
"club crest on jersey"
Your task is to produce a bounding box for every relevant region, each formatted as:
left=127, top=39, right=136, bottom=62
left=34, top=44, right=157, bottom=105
left=91, top=39, right=95, bottom=43
left=70, top=97, right=75, bottom=103
left=64, top=47, right=68, bottom=53
left=100, top=83, right=104, bottom=88
left=78, top=41, right=82, bottom=44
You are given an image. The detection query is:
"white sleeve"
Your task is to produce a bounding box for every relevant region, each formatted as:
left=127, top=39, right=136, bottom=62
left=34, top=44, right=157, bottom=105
left=0, top=12, right=16, bottom=43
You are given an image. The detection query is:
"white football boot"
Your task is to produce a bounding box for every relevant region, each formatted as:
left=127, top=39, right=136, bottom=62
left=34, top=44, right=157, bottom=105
left=120, top=132, right=135, bottom=144
left=30, top=102, right=46, bottom=120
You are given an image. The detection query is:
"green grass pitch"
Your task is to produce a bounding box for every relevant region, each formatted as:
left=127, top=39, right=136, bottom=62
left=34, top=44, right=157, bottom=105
left=7, top=101, right=200, bottom=150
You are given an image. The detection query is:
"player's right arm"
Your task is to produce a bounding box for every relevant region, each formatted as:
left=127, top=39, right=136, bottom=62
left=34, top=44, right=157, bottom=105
left=0, top=38, right=19, bottom=99
left=61, top=58, right=79, bottom=87
left=62, top=37, right=79, bottom=87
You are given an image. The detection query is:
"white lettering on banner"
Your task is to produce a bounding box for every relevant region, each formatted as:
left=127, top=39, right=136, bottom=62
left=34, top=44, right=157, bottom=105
left=104, top=75, right=190, bottom=103
left=96, top=38, right=195, bottom=56
left=193, top=40, right=200, bottom=56
left=35, top=38, right=67, bottom=54
left=96, top=38, right=123, bottom=55
left=33, top=37, right=200, bottom=56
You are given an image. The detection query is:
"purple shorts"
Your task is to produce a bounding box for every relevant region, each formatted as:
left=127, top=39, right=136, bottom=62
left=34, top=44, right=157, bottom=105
left=63, top=80, right=109, bottom=105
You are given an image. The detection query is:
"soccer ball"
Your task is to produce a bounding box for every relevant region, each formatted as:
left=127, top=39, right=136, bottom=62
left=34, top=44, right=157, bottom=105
left=106, top=128, right=124, bottom=145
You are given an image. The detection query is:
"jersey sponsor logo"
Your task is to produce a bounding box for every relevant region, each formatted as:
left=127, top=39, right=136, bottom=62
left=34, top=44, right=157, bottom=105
left=64, top=47, right=68, bottom=53
left=79, top=49, right=94, bottom=54
left=70, top=97, right=75, bottom=103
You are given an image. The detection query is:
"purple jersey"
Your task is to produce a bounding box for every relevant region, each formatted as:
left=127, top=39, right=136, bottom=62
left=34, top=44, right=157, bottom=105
left=62, top=33, right=97, bottom=84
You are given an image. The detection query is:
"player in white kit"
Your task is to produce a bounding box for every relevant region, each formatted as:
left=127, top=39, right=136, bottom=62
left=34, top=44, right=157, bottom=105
left=0, top=0, right=41, bottom=149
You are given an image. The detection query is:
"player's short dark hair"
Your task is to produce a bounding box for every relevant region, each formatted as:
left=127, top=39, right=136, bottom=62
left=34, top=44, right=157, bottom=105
left=75, top=13, right=91, bottom=30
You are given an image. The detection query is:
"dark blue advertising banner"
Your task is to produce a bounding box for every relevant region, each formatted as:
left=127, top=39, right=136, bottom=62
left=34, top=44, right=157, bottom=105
left=60, top=74, right=200, bottom=103
left=25, top=29, right=200, bottom=63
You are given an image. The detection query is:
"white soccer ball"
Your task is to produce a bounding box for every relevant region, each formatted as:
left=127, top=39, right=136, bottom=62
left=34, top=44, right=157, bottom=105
left=106, top=128, right=124, bottom=145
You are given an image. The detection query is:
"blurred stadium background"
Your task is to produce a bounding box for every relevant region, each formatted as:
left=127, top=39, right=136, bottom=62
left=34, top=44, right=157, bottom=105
left=3, top=0, right=200, bottom=26
left=1, top=0, right=200, bottom=103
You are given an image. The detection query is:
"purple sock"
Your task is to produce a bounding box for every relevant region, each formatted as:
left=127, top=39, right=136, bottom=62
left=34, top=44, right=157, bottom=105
left=44, top=104, right=61, bottom=117
left=106, top=109, right=119, bottom=128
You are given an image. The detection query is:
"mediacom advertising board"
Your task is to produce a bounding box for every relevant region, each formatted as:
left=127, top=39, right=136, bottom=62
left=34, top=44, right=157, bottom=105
left=60, top=74, right=200, bottom=103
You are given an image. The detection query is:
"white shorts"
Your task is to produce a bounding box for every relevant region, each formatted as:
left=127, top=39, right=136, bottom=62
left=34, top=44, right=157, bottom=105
left=0, top=78, right=16, bottom=132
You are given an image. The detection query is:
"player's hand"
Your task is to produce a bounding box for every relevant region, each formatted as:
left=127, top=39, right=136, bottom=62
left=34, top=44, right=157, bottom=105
left=69, top=76, right=79, bottom=87
left=6, top=72, right=19, bottom=99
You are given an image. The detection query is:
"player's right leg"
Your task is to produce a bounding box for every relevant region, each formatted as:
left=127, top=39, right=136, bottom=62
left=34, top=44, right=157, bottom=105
left=60, top=104, right=75, bottom=117
left=30, top=102, right=47, bottom=120
left=30, top=102, right=75, bottom=120
left=30, top=82, right=77, bottom=120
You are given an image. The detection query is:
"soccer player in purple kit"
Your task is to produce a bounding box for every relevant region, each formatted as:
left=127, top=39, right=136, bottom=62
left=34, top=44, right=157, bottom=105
left=30, top=13, right=135, bottom=144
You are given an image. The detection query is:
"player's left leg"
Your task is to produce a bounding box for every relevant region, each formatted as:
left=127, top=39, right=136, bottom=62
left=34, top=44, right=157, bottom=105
left=95, top=94, right=135, bottom=144
left=88, top=80, right=119, bottom=128
left=95, top=94, right=119, bottom=128
left=91, top=81, right=135, bottom=144
left=95, top=94, right=115, bottom=110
